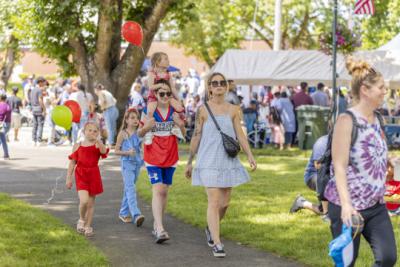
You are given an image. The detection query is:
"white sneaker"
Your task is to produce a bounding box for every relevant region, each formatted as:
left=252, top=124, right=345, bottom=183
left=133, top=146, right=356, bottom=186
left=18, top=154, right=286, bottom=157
left=144, top=132, right=153, bottom=145
left=171, top=126, right=184, bottom=140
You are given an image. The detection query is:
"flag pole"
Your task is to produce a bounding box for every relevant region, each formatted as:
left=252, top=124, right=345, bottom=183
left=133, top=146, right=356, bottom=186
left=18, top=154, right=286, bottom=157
left=332, top=0, right=338, bottom=122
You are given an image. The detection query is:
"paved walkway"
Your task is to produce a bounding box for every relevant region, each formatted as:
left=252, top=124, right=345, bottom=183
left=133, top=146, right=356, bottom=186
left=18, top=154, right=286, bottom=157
left=0, top=128, right=302, bottom=267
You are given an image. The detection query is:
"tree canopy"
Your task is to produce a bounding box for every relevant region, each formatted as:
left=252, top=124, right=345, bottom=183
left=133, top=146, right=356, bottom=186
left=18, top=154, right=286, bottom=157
left=13, top=0, right=178, bottom=110
left=360, top=0, right=400, bottom=49
left=0, top=0, right=22, bottom=87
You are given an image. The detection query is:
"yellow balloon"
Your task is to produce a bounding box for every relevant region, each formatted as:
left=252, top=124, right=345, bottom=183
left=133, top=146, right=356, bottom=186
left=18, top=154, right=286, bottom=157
left=52, top=105, right=73, bottom=130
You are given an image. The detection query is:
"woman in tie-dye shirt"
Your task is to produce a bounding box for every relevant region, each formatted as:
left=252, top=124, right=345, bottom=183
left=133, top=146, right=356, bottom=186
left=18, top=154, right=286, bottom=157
left=324, top=58, right=397, bottom=266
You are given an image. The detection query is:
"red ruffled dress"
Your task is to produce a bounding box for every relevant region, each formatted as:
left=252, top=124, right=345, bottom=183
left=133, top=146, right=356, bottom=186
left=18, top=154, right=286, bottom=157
left=68, top=145, right=109, bottom=196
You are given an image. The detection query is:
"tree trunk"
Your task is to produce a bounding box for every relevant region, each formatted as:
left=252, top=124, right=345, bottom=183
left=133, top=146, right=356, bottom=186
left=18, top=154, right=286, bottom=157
left=112, top=0, right=176, bottom=116
left=67, top=0, right=175, bottom=130
left=1, top=35, right=19, bottom=89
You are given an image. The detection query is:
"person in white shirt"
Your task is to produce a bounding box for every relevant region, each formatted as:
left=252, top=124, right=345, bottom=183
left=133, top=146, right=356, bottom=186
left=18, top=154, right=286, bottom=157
left=95, top=83, right=119, bottom=146
left=128, top=83, right=145, bottom=112
left=69, top=82, right=94, bottom=144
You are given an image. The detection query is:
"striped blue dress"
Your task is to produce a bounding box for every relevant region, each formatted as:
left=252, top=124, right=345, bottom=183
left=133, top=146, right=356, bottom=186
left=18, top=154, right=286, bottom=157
left=192, top=112, right=250, bottom=188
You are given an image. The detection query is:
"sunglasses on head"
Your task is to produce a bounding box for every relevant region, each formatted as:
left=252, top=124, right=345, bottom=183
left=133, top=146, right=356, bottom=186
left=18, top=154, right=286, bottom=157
left=158, top=91, right=172, bottom=98
left=210, top=80, right=227, bottom=87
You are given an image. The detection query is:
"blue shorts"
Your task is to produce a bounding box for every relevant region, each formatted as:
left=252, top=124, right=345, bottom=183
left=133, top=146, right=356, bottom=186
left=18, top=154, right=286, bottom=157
left=146, top=166, right=176, bottom=185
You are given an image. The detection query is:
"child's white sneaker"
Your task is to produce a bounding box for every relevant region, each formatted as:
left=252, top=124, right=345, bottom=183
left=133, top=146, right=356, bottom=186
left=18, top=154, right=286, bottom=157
left=171, top=126, right=184, bottom=140
left=144, top=132, right=153, bottom=145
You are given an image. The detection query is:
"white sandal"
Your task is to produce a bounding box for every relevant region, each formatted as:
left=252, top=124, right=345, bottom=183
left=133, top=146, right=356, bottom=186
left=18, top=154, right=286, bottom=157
left=84, top=226, right=94, bottom=237
left=76, top=219, right=85, bottom=234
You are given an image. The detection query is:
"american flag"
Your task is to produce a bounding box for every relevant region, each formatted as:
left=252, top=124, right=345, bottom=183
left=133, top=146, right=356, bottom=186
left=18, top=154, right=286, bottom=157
left=354, top=0, right=375, bottom=15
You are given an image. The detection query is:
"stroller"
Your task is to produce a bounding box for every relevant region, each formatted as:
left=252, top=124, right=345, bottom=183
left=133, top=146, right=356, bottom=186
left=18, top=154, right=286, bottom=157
left=247, top=121, right=269, bottom=148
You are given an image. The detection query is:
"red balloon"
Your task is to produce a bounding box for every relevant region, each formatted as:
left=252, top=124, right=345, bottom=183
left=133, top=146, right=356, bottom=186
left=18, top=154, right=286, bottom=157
left=121, top=21, right=143, bottom=46
left=64, top=100, right=81, bottom=123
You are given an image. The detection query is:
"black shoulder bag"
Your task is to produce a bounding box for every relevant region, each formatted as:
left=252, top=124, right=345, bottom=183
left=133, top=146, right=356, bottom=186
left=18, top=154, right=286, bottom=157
left=204, top=101, right=241, bottom=158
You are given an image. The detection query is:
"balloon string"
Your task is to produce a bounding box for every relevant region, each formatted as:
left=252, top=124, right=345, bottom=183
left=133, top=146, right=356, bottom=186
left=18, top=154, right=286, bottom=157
left=140, top=46, right=145, bottom=57
left=44, top=168, right=67, bottom=205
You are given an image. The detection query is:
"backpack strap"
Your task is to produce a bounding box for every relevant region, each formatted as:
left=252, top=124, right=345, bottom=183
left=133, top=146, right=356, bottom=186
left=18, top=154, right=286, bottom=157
left=373, top=110, right=385, bottom=132
left=344, top=110, right=361, bottom=147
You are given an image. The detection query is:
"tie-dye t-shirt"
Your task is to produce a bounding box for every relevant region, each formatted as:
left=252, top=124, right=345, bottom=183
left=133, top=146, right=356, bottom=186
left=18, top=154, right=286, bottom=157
left=324, top=110, right=387, bottom=210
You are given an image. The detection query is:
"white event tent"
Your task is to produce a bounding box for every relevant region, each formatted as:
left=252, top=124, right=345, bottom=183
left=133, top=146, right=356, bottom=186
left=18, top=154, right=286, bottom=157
left=211, top=47, right=400, bottom=88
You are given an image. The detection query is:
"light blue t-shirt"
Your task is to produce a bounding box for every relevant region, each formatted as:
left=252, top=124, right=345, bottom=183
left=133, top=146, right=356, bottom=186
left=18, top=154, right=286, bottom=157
left=277, top=98, right=296, bottom=133
left=304, top=135, right=328, bottom=183
left=311, top=91, right=329, bottom=107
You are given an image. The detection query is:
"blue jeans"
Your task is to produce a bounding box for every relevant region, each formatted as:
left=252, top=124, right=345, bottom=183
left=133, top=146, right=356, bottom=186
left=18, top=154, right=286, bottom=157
left=103, top=106, right=119, bottom=145
left=284, top=132, right=294, bottom=145
left=32, top=114, right=44, bottom=142
left=0, top=124, right=9, bottom=158
left=119, top=161, right=142, bottom=219
left=244, top=113, right=257, bottom=133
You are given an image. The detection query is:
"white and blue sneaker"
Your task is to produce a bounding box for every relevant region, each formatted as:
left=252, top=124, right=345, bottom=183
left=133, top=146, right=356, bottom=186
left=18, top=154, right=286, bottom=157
left=212, top=243, right=226, bottom=258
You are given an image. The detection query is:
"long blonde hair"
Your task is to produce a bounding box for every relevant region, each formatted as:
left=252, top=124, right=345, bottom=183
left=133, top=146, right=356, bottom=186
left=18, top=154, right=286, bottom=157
left=345, top=57, right=383, bottom=102
left=151, top=52, right=168, bottom=68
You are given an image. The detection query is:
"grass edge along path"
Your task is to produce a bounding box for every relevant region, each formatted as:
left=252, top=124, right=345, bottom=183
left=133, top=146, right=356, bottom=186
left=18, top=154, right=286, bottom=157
left=137, top=150, right=400, bottom=267
left=0, top=193, right=109, bottom=267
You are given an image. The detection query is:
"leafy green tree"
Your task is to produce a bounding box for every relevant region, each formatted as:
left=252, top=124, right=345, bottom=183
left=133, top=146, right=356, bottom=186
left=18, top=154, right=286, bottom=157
left=15, top=0, right=178, bottom=110
left=0, top=0, right=22, bottom=89
left=166, top=1, right=246, bottom=67
left=167, top=0, right=357, bottom=66
left=360, top=0, right=400, bottom=49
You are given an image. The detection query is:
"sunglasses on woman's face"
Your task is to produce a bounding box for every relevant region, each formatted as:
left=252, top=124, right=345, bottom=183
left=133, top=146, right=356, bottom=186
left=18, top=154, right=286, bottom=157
left=210, top=80, right=227, bottom=87
left=158, top=91, right=172, bottom=98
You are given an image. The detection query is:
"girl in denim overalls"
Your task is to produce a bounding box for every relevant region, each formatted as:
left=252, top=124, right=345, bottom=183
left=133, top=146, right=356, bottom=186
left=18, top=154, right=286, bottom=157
left=115, top=108, right=145, bottom=226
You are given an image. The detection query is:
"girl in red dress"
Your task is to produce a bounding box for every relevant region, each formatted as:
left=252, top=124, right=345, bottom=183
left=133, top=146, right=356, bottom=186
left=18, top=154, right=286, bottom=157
left=66, top=121, right=109, bottom=237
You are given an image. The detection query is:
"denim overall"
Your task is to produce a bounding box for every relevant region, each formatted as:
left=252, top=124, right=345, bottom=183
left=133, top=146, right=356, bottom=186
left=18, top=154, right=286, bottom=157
left=119, top=132, right=144, bottom=220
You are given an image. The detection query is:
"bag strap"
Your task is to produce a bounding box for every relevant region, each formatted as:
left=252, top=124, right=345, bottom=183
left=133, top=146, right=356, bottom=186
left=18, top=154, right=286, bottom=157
left=373, top=110, right=385, bottom=133
left=204, top=101, right=222, bottom=133
left=344, top=110, right=362, bottom=147
left=319, top=111, right=357, bottom=163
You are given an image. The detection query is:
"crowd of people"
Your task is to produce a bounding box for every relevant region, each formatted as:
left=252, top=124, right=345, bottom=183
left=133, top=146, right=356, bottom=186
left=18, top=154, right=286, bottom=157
left=1, top=52, right=399, bottom=264
left=0, top=53, right=356, bottom=158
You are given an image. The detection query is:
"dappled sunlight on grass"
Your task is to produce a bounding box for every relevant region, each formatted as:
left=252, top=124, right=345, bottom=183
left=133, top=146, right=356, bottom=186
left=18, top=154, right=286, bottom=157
left=244, top=213, right=298, bottom=225
left=48, top=229, right=71, bottom=239
left=35, top=204, right=73, bottom=211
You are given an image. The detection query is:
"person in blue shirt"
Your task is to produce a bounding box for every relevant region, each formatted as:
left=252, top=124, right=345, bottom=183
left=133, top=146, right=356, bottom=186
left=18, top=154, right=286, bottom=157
left=290, top=135, right=329, bottom=222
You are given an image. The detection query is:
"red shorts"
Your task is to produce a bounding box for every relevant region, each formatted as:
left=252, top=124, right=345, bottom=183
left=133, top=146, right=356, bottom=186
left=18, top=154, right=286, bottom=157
left=75, top=167, right=103, bottom=196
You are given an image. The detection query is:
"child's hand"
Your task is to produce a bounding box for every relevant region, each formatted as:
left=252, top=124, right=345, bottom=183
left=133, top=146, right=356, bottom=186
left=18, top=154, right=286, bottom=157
left=66, top=177, right=73, bottom=189
left=95, top=139, right=103, bottom=148
left=144, top=118, right=156, bottom=129
left=127, top=149, right=136, bottom=157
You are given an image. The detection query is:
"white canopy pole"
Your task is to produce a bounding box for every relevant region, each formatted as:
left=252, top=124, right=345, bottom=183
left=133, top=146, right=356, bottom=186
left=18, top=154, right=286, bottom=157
left=273, top=0, right=282, bottom=51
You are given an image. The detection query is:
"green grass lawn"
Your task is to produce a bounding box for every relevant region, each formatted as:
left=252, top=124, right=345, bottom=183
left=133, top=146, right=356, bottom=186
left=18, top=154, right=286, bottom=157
left=137, top=148, right=400, bottom=267
left=0, top=193, right=109, bottom=267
